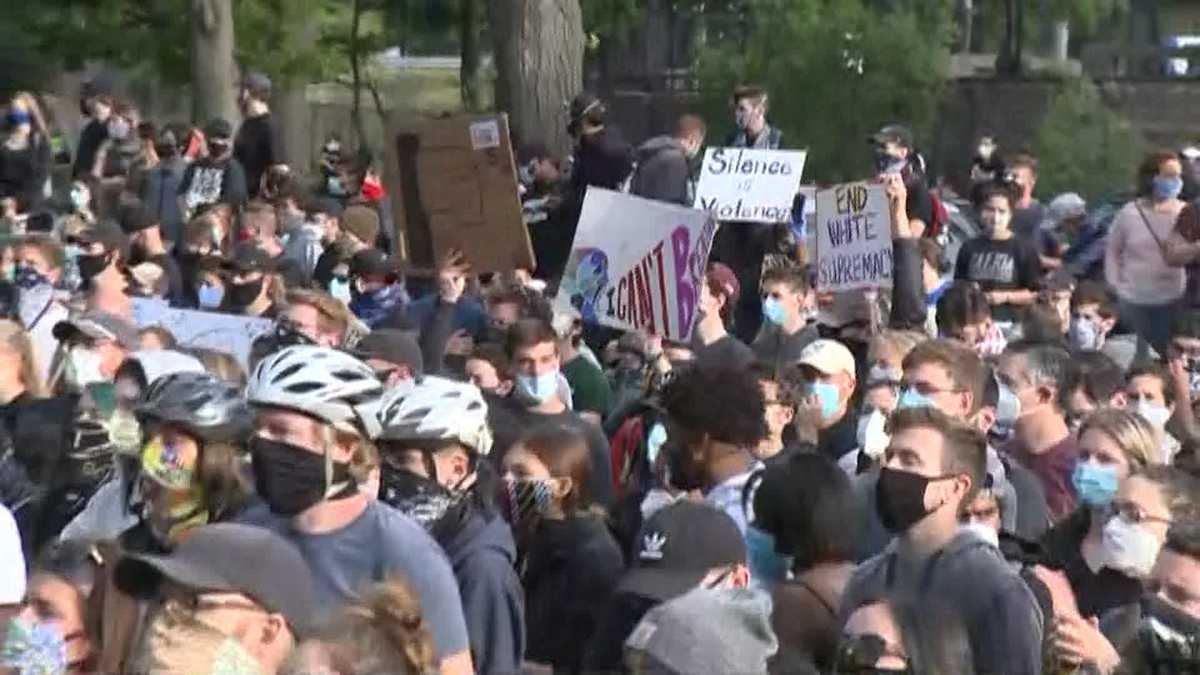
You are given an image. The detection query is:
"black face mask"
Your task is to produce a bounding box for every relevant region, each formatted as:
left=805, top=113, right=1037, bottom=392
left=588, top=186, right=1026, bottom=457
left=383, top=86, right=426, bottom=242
left=875, top=467, right=944, bottom=533
left=1143, top=593, right=1200, bottom=641
left=273, top=320, right=317, bottom=348
left=379, top=465, right=469, bottom=541
left=208, top=140, right=230, bottom=157
left=226, top=278, right=263, bottom=307
left=665, top=434, right=703, bottom=492
left=77, top=252, right=111, bottom=281
left=250, top=436, right=355, bottom=516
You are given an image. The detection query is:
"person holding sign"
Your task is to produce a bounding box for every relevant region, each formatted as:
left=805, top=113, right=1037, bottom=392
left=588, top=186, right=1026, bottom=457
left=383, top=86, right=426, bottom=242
left=954, top=184, right=1041, bottom=326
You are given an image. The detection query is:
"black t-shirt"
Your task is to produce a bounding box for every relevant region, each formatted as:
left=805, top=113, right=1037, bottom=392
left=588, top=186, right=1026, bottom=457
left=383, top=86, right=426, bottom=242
left=1012, top=201, right=1046, bottom=238
left=72, top=119, right=108, bottom=178
left=178, top=156, right=248, bottom=211
left=904, top=171, right=934, bottom=229
left=954, top=235, right=1041, bottom=322
left=233, top=113, right=277, bottom=198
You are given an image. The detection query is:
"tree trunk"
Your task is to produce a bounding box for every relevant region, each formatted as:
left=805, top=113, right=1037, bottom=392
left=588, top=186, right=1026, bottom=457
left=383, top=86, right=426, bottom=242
left=275, top=3, right=320, bottom=170
left=190, top=0, right=238, bottom=125
left=460, top=0, right=487, bottom=112
left=487, top=0, right=584, bottom=157
left=349, top=0, right=368, bottom=153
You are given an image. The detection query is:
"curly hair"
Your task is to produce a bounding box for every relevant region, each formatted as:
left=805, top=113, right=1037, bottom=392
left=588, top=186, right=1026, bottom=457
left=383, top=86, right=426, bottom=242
left=661, top=366, right=768, bottom=447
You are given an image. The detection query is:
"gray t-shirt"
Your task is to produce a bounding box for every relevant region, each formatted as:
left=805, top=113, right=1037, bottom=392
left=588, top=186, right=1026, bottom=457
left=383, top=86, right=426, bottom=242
left=244, top=500, right=469, bottom=659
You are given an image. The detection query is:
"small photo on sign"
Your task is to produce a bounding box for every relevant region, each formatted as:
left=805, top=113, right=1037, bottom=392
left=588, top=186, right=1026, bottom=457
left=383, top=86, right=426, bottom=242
left=469, top=120, right=502, bottom=150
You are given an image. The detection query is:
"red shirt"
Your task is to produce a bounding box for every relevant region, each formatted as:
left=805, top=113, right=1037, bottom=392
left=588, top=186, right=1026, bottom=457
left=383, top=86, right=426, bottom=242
left=1003, top=435, right=1078, bottom=522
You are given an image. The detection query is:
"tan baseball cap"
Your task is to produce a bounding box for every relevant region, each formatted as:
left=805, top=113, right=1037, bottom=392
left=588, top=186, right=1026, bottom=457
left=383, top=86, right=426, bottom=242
left=797, top=339, right=856, bottom=378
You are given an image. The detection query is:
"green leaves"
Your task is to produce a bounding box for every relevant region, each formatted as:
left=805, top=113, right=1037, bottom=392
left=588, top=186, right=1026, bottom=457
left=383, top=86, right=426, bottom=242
left=694, top=0, right=954, bottom=182
left=1033, top=78, right=1143, bottom=202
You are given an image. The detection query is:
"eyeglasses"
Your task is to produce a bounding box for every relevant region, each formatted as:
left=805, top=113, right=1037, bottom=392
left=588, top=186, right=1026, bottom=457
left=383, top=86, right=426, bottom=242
left=899, top=381, right=961, bottom=397
left=1107, top=499, right=1171, bottom=526
left=834, top=634, right=910, bottom=674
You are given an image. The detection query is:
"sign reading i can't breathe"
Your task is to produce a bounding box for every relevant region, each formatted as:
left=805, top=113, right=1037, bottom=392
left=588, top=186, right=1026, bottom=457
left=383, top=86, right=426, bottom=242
left=554, top=188, right=718, bottom=343
left=815, top=182, right=893, bottom=292
left=693, top=148, right=807, bottom=222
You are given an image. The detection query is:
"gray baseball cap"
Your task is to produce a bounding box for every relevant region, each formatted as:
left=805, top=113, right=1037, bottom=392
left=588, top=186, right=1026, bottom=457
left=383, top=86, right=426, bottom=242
left=53, top=311, right=140, bottom=350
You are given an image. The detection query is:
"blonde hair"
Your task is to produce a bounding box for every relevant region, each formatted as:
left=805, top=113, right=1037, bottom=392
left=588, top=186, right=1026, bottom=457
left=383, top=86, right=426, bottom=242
left=281, top=577, right=436, bottom=675
left=869, top=329, right=927, bottom=365
left=285, top=289, right=351, bottom=342
left=186, top=348, right=246, bottom=387
left=1078, top=408, right=1157, bottom=471
left=0, top=319, right=45, bottom=397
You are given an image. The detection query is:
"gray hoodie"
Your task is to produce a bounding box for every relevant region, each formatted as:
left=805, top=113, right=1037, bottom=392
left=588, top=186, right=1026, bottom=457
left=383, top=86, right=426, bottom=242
left=630, top=135, right=692, bottom=206
left=840, top=531, right=1044, bottom=675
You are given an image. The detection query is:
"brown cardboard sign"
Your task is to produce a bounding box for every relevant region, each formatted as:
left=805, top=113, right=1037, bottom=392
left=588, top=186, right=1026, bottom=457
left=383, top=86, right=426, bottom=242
left=385, top=113, right=534, bottom=273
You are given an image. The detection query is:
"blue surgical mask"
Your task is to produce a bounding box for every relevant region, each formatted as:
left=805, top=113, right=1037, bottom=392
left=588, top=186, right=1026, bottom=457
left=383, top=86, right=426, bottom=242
left=897, top=386, right=935, bottom=410
left=1152, top=175, right=1183, bottom=202
left=812, top=381, right=841, bottom=420
left=746, top=525, right=792, bottom=587
left=329, top=277, right=352, bottom=304
left=646, top=422, right=667, bottom=468
left=1072, top=462, right=1119, bottom=508
left=762, top=297, right=787, bottom=326
left=1069, top=316, right=1104, bottom=351
left=197, top=283, right=224, bottom=309
left=517, top=370, right=559, bottom=405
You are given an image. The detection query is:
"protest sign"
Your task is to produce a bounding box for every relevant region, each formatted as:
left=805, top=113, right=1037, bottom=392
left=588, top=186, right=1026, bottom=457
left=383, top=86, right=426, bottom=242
left=554, top=188, right=717, bottom=343
left=131, top=299, right=273, bottom=368
left=384, top=113, right=534, bottom=273
left=814, top=182, right=892, bottom=292
left=693, top=148, right=807, bottom=223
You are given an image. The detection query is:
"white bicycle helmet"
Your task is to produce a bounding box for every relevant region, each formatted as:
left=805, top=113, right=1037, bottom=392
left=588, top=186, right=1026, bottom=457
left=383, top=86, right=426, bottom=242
left=247, top=346, right=383, bottom=438
left=377, top=376, right=493, bottom=456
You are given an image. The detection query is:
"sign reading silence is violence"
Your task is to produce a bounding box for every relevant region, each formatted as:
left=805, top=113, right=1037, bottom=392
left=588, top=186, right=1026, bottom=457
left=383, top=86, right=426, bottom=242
left=693, top=148, right=808, bottom=222
left=553, top=188, right=718, bottom=342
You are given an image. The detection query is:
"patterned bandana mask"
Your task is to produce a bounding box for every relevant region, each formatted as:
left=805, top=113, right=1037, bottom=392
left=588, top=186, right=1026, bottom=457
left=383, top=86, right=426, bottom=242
left=501, top=476, right=555, bottom=531
left=1, top=616, right=69, bottom=675
left=140, top=437, right=210, bottom=547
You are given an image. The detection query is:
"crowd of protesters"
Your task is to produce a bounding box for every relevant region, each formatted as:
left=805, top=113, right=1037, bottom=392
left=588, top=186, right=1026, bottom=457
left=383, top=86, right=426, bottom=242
left=0, top=71, right=1199, bottom=675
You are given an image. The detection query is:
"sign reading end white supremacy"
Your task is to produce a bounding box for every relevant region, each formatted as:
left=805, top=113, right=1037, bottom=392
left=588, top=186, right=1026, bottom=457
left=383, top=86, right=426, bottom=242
left=815, top=182, right=892, bottom=292
left=554, top=189, right=717, bottom=343
left=693, top=148, right=807, bottom=223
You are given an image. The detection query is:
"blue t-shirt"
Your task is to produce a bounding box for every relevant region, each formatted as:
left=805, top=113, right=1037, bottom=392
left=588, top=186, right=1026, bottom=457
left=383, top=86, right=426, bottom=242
left=244, top=500, right=469, bottom=659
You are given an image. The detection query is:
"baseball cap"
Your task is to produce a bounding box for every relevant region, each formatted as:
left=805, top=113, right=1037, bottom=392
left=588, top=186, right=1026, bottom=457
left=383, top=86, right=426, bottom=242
left=869, top=124, right=914, bottom=149
left=353, top=329, right=424, bottom=376
left=115, top=523, right=318, bottom=636
left=242, top=71, right=272, bottom=95
left=625, top=587, right=777, bottom=675
left=617, top=501, right=747, bottom=602
left=77, top=220, right=130, bottom=260
left=706, top=262, right=740, bottom=305
left=117, top=200, right=158, bottom=234
left=303, top=196, right=344, bottom=219
left=223, top=242, right=275, bottom=275
left=205, top=118, right=233, bottom=139
left=53, top=311, right=140, bottom=350
left=1047, top=192, right=1087, bottom=225
left=350, top=249, right=398, bottom=279
left=797, top=339, right=856, bottom=378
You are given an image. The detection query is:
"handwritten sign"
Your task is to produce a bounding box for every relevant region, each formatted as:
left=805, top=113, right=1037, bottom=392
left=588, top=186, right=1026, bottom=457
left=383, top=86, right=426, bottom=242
left=693, top=148, right=807, bottom=222
left=815, top=182, right=892, bottom=292
left=554, top=189, right=717, bottom=342
left=131, top=299, right=274, bottom=368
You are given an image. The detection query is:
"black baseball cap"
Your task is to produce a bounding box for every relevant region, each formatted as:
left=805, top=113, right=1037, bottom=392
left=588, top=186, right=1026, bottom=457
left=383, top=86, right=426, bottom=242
left=617, top=501, right=747, bottom=601
left=350, top=249, right=398, bottom=279
left=869, top=124, right=914, bottom=149
left=353, top=329, right=424, bottom=376
left=77, top=220, right=130, bottom=260
left=222, top=242, right=275, bottom=275
left=115, top=523, right=318, bottom=636
left=303, top=196, right=344, bottom=219
left=205, top=118, right=233, bottom=139
left=117, top=200, right=158, bottom=234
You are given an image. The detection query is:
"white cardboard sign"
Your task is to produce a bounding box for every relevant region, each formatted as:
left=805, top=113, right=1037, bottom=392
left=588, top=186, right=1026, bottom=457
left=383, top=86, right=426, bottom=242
left=814, top=182, right=893, bottom=292
left=693, top=147, right=807, bottom=222
left=554, top=188, right=718, bottom=342
left=132, top=299, right=274, bottom=368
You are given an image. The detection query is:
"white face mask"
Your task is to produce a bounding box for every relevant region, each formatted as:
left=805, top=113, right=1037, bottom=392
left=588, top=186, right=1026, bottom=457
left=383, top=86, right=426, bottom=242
left=65, top=345, right=105, bottom=391
left=1135, top=400, right=1172, bottom=430
left=1101, top=515, right=1162, bottom=578
left=961, top=521, right=999, bottom=548
left=855, top=408, right=890, bottom=459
